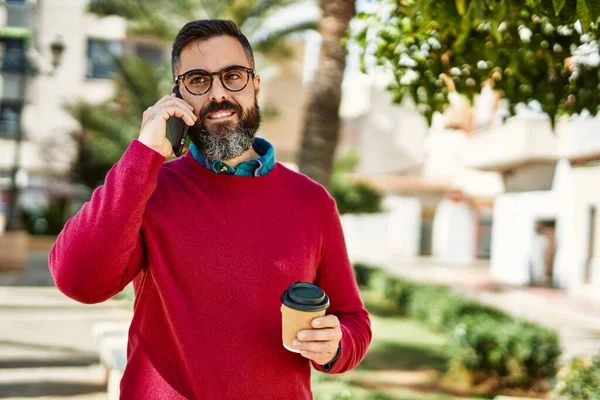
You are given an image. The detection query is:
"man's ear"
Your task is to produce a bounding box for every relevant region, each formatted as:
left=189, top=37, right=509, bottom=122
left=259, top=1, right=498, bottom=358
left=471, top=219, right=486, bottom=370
left=254, top=74, right=261, bottom=99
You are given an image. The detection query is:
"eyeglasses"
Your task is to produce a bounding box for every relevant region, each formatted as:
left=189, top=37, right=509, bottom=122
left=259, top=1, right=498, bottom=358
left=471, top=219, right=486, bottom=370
left=175, top=65, right=255, bottom=96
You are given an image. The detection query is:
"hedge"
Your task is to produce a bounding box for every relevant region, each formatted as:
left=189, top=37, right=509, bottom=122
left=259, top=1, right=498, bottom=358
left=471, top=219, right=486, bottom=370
left=353, top=263, right=562, bottom=389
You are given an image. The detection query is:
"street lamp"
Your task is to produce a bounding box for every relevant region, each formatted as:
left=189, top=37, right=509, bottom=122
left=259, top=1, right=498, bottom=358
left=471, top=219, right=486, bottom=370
left=5, top=36, right=66, bottom=231
left=50, top=35, right=66, bottom=70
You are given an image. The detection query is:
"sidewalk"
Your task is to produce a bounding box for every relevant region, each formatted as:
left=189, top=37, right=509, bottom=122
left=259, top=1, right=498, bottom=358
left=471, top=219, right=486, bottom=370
left=383, top=258, right=600, bottom=361
left=0, top=251, right=133, bottom=399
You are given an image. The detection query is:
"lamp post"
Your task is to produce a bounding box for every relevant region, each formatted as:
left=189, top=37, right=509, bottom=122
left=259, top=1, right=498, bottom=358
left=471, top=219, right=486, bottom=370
left=4, top=35, right=66, bottom=232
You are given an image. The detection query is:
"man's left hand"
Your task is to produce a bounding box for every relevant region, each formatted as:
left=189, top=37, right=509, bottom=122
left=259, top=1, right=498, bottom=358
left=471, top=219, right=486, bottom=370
left=293, top=315, right=342, bottom=365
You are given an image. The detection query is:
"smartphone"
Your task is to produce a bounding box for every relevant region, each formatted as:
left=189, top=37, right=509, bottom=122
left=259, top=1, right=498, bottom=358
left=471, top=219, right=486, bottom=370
left=166, top=86, right=190, bottom=157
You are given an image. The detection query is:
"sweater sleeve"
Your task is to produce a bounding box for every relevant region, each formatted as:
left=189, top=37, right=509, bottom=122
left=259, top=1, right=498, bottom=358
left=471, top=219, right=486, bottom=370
left=49, top=140, right=166, bottom=304
left=311, top=197, right=372, bottom=374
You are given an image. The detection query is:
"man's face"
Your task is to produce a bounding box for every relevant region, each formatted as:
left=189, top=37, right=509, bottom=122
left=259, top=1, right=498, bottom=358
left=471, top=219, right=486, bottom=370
left=176, top=35, right=261, bottom=161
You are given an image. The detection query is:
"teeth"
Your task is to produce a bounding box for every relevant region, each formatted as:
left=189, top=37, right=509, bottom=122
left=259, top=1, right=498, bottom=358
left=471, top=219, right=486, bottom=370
left=210, top=111, right=233, bottom=118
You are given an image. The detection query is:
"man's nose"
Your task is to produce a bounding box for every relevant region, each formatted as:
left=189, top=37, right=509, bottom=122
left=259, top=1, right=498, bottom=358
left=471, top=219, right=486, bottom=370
left=208, top=75, right=229, bottom=102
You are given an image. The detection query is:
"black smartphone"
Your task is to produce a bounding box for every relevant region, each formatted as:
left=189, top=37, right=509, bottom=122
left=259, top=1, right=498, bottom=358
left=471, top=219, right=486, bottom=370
left=166, top=86, right=190, bottom=157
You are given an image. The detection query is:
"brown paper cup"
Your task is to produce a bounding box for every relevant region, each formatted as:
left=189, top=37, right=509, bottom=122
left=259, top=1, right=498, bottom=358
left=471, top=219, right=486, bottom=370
left=281, top=304, right=326, bottom=352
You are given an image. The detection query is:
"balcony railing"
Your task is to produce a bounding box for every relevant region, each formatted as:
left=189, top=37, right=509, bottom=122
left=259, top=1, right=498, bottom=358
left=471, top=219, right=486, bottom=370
left=461, top=116, right=558, bottom=171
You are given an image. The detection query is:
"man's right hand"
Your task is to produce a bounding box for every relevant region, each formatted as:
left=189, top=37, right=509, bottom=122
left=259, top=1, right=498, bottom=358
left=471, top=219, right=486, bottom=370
left=138, top=94, right=197, bottom=158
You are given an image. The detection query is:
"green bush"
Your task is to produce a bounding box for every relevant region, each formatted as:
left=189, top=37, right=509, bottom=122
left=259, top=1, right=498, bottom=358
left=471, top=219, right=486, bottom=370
left=406, top=284, right=462, bottom=332
left=332, top=182, right=383, bottom=215
left=353, top=262, right=562, bottom=389
left=448, top=314, right=561, bottom=388
left=367, top=268, right=390, bottom=295
left=330, top=152, right=382, bottom=215
left=353, top=263, right=381, bottom=288
left=380, top=276, right=416, bottom=315
left=21, top=199, right=70, bottom=235
left=410, top=289, right=513, bottom=334
left=555, top=353, right=600, bottom=400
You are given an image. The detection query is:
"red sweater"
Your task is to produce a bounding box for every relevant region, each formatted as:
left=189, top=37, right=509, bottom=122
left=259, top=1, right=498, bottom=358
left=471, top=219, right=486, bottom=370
left=49, top=140, right=371, bottom=399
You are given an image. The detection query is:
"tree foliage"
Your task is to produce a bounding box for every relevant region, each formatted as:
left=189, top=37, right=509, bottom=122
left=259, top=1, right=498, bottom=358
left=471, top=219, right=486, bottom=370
left=65, top=55, right=167, bottom=189
left=351, top=0, right=600, bottom=125
left=89, top=0, right=318, bottom=56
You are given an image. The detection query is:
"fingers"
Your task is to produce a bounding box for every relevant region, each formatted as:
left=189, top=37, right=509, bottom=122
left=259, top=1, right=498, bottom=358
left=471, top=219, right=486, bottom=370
left=297, top=328, right=340, bottom=342
left=311, top=315, right=340, bottom=329
left=293, top=339, right=339, bottom=365
left=293, top=339, right=337, bottom=354
left=161, top=140, right=175, bottom=158
left=298, top=349, right=336, bottom=365
left=157, top=104, right=197, bottom=126
left=158, top=94, right=194, bottom=112
left=149, top=96, right=197, bottom=126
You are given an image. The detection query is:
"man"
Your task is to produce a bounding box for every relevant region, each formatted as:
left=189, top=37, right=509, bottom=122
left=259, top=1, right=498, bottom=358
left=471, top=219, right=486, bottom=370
left=49, top=20, right=371, bottom=399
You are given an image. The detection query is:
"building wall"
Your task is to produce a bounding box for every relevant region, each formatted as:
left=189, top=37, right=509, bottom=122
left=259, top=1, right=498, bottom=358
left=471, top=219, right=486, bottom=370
left=0, top=0, right=126, bottom=180
left=258, top=41, right=308, bottom=164
left=341, top=196, right=422, bottom=266
left=28, top=0, right=126, bottom=176
left=554, top=162, right=600, bottom=299
left=432, top=198, right=477, bottom=265
left=490, top=160, right=600, bottom=303
left=489, top=191, right=559, bottom=285
left=502, top=161, right=556, bottom=192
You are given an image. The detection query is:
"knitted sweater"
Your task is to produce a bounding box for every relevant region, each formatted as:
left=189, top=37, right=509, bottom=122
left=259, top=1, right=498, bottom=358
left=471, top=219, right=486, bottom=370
left=49, top=140, right=372, bottom=399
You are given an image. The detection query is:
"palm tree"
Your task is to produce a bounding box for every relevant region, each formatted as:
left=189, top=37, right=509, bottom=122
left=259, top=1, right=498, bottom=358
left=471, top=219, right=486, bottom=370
left=298, top=0, right=355, bottom=189
left=67, top=0, right=319, bottom=189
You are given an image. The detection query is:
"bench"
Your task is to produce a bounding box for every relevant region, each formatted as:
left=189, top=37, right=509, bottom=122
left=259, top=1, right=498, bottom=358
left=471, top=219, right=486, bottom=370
left=92, top=322, right=129, bottom=400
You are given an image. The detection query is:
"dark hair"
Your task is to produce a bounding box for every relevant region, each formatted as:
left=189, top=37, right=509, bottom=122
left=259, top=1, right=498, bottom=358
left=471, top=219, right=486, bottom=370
left=171, top=20, right=255, bottom=80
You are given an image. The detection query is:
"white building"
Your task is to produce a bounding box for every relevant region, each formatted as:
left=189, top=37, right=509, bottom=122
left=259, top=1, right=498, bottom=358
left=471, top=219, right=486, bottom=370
left=0, top=0, right=137, bottom=217
left=338, top=70, right=503, bottom=267
left=463, top=110, right=600, bottom=303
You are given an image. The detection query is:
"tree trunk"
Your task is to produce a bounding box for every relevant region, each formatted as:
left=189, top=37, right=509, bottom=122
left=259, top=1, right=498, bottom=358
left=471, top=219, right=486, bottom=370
left=298, top=0, right=355, bottom=189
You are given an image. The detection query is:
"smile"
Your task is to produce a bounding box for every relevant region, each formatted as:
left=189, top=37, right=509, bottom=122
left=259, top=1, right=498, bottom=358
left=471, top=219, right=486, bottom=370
left=207, top=111, right=235, bottom=121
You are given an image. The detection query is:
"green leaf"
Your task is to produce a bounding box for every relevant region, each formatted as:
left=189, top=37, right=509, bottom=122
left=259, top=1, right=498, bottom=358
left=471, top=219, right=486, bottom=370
left=552, top=0, right=567, bottom=13
left=456, top=0, right=468, bottom=16
left=585, top=0, right=600, bottom=21
left=473, top=0, right=484, bottom=20
left=578, top=0, right=591, bottom=31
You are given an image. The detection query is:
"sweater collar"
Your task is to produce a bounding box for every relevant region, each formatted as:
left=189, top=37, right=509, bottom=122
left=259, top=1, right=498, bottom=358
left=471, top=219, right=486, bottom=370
left=188, top=137, right=275, bottom=177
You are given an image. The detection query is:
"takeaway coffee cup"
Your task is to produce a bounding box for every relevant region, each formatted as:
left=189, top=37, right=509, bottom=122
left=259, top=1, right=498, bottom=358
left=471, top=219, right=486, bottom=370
left=281, top=281, right=330, bottom=353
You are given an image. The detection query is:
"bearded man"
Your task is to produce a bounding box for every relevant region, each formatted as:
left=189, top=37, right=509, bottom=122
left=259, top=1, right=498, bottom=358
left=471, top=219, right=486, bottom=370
left=50, top=19, right=371, bottom=400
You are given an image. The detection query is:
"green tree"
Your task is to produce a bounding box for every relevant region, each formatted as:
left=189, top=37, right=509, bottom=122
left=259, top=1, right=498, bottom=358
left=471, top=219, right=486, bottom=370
left=351, top=0, right=600, bottom=126
left=66, top=55, right=166, bottom=189
left=67, top=0, right=318, bottom=190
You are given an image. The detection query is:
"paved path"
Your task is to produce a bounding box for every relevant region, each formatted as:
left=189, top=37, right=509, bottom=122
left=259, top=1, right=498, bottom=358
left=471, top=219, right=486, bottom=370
left=0, top=252, right=133, bottom=399
left=384, top=259, right=600, bottom=361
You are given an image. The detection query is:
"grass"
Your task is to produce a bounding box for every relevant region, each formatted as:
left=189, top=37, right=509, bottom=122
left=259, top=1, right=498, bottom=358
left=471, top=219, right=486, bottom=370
left=311, top=289, right=488, bottom=400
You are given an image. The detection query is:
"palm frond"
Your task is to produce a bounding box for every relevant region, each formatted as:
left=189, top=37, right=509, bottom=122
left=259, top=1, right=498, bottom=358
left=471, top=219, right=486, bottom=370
left=251, top=19, right=318, bottom=57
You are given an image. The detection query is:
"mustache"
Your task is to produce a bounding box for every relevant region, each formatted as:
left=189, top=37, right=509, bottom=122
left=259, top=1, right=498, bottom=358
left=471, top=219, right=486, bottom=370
left=199, top=100, right=243, bottom=120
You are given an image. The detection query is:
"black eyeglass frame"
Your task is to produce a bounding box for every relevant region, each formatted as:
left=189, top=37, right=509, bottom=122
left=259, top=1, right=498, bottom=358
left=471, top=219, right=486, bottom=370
left=174, top=65, right=255, bottom=96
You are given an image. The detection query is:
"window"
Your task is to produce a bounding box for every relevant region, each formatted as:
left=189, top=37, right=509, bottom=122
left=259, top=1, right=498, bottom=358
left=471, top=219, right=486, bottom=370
left=135, top=44, right=164, bottom=67
left=0, top=103, right=22, bottom=138
left=86, top=39, right=123, bottom=79
left=1, top=39, right=26, bottom=73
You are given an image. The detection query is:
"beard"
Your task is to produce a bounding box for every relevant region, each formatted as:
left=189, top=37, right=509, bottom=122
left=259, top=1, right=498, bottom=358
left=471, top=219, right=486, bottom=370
left=188, top=99, right=261, bottom=161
